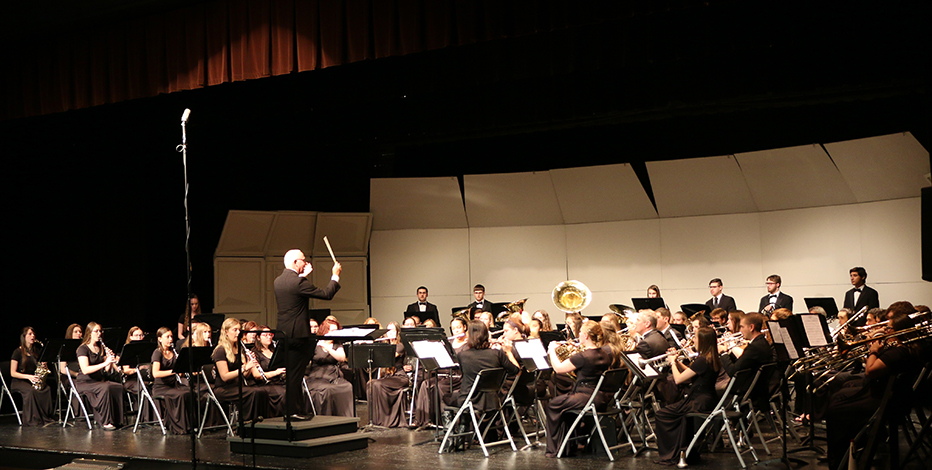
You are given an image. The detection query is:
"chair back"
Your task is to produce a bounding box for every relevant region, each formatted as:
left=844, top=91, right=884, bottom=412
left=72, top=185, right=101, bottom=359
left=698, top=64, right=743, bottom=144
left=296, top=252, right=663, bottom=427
left=580, top=368, right=625, bottom=410
left=0, top=360, right=12, bottom=388
left=709, top=368, right=743, bottom=413
left=464, top=368, right=506, bottom=401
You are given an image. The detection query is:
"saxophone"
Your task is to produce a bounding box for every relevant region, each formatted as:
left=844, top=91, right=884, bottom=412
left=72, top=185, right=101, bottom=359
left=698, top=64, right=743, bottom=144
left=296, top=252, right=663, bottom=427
left=33, top=362, right=50, bottom=391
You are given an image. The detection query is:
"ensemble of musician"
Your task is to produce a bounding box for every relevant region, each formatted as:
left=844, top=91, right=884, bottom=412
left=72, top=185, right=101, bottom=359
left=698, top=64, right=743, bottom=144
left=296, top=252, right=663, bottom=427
left=8, top=259, right=930, bottom=468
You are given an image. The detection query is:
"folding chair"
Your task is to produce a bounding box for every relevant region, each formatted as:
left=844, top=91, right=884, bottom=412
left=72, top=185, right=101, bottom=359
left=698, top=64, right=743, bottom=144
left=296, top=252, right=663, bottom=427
left=682, top=369, right=758, bottom=468
left=197, top=364, right=235, bottom=438
left=0, top=361, right=23, bottom=425
left=438, top=367, right=507, bottom=457
left=555, top=368, right=628, bottom=460
left=132, top=363, right=166, bottom=434
left=480, top=369, right=531, bottom=449
left=616, top=375, right=657, bottom=454
left=301, top=377, right=318, bottom=416
left=62, top=365, right=93, bottom=429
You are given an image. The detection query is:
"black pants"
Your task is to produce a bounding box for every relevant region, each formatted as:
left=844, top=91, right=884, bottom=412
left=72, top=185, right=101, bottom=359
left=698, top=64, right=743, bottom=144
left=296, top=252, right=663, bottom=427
left=285, top=337, right=313, bottom=416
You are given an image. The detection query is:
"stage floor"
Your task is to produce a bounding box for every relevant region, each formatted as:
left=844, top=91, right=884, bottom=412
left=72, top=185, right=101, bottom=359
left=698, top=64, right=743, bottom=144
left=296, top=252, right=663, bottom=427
left=0, top=409, right=916, bottom=470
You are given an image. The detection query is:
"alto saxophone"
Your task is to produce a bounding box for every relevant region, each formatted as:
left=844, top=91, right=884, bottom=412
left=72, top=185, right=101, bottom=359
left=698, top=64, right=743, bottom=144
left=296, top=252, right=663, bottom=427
left=33, top=362, right=50, bottom=391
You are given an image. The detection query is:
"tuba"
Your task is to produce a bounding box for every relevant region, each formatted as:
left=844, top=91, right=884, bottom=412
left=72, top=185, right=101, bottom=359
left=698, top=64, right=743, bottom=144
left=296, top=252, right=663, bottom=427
left=552, top=280, right=592, bottom=313
left=496, top=298, right=528, bottom=321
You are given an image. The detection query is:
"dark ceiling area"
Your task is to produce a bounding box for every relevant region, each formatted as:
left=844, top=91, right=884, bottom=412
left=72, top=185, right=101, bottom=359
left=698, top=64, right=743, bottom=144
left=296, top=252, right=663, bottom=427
left=1, top=0, right=928, bottom=345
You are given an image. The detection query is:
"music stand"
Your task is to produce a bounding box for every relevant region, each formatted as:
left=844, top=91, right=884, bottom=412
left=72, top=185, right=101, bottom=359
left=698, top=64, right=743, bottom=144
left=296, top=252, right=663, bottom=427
left=404, top=310, right=441, bottom=327
left=803, top=297, right=839, bottom=318
left=512, top=338, right=551, bottom=450
left=632, top=297, right=665, bottom=311
left=102, top=327, right=128, bottom=347
left=538, top=331, right=564, bottom=351
left=401, top=333, right=456, bottom=444
left=42, top=339, right=81, bottom=424
left=118, top=341, right=157, bottom=369
left=759, top=321, right=808, bottom=469
left=782, top=314, right=830, bottom=457
left=175, top=346, right=214, bottom=436
left=346, top=342, right=396, bottom=432
left=681, top=303, right=710, bottom=318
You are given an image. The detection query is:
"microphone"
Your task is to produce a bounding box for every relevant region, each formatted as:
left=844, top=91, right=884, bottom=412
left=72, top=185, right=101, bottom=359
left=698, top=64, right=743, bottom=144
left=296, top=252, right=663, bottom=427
left=181, top=108, right=191, bottom=123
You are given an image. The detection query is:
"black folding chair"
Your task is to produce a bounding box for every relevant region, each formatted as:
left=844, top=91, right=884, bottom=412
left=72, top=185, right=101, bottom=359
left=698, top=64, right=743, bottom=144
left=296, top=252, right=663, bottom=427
left=555, top=368, right=628, bottom=460
left=438, top=367, right=507, bottom=457
left=132, top=363, right=166, bottom=434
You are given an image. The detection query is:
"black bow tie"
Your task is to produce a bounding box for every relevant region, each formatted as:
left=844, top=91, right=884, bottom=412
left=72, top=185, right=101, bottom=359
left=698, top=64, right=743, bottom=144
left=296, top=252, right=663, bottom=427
left=854, top=288, right=862, bottom=292
left=769, top=294, right=777, bottom=299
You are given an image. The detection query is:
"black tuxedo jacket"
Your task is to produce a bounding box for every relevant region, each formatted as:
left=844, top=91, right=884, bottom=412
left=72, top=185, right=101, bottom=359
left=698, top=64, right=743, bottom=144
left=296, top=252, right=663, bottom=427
left=467, top=300, right=494, bottom=317
left=273, top=268, right=340, bottom=338
left=758, top=292, right=793, bottom=313
left=706, top=294, right=737, bottom=312
left=636, top=330, right=669, bottom=359
left=843, top=285, right=879, bottom=312
left=405, top=301, right=440, bottom=325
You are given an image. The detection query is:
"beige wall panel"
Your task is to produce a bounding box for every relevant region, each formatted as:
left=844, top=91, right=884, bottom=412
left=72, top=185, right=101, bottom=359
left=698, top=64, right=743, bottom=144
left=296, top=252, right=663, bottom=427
left=647, top=156, right=758, bottom=217
left=759, top=205, right=861, bottom=287
left=215, top=211, right=275, bottom=256
left=312, top=213, right=372, bottom=258
left=265, top=211, right=316, bottom=258
left=464, top=172, right=564, bottom=227
left=736, top=144, right=857, bottom=212
left=469, top=226, right=567, bottom=298
left=859, top=198, right=923, bottom=284
left=310, top=257, right=368, bottom=312
left=824, top=132, right=930, bottom=203
left=659, top=213, right=763, bottom=290
left=213, top=257, right=267, bottom=324
left=873, top=282, right=932, bottom=309
left=565, top=220, right=662, bottom=293
left=550, top=163, right=657, bottom=223
left=370, top=294, right=473, bottom=328
left=370, top=177, right=468, bottom=230
left=369, top=229, right=470, bottom=298
left=330, top=310, right=370, bottom=326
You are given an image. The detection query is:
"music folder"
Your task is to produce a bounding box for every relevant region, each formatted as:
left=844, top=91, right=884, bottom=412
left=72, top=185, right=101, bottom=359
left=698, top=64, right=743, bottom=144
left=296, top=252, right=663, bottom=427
left=620, top=351, right=660, bottom=381
left=173, top=346, right=214, bottom=374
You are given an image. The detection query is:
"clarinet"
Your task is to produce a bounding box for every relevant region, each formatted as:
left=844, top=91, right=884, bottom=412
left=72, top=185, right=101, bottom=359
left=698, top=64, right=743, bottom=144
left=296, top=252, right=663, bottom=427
left=241, top=341, right=269, bottom=383
left=169, top=343, right=186, bottom=384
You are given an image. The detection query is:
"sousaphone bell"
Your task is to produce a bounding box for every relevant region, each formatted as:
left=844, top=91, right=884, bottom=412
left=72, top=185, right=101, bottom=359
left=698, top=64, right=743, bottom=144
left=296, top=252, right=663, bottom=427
left=552, top=280, right=592, bottom=313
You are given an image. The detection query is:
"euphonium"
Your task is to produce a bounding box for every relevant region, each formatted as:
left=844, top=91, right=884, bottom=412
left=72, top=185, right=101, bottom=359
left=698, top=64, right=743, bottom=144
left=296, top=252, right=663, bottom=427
left=497, top=298, right=528, bottom=321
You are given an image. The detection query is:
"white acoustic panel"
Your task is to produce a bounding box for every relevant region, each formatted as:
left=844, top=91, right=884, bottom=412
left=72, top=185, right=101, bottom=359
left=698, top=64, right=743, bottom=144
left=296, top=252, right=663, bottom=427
left=565, top=220, right=662, bottom=293
left=215, top=211, right=275, bottom=256
left=464, top=172, right=564, bottom=227
left=549, top=163, right=657, bottom=223
left=310, top=257, right=369, bottom=311
left=312, top=213, right=372, bottom=257
left=370, top=177, right=468, bottom=230
left=468, top=225, right=568, bottom=297
left=265, top=211, right=317, bottom=257
left=824, top=132, right=930, bottom=203
left=647, top=156, right=758, bottom=217
left=759, top=204, right=862, bottom=288
left=213, top=257, right=267, bottom=323
left=875, top=282, right=932, bottom=309
left=859, top=198, right=923, bottom=284
left=736, top=144, right=858, bottom=212
left=659, top=213, right=763, bottom=290
left=369, top=229, right=470, bottom=298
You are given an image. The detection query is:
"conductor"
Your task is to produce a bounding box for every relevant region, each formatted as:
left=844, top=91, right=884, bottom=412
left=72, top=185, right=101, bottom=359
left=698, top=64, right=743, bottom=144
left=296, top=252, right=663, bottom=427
left=274, top=249, right=341, bottom=418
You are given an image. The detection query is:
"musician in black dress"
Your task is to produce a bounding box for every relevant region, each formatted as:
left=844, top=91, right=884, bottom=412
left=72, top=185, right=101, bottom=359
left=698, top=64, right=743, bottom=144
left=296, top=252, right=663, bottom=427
left=653, top=327, right=721, bottom=465
left=150, top=327, right=194, bottom=434
left=456, top=321, right=520, bottom=411
left=210, top=318, right=270, bottom=422
left=419, top=317, right=469, bottom=425
left=75, top=322, right=124, bottom=430
left=544, top=321, right=612, bottom=458
left=368, top=322, right=412, bottom=427
left=304, top=319, right=354, bottom=417
left=121, top=327, right=145, bottom=397
left=253, top=326, right=286, bottom=417
left=9, top=327, right=54, bottom=426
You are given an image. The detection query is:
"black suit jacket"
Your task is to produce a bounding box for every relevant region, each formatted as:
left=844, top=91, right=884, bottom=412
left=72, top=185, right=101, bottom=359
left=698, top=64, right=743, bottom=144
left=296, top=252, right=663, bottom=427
left=706, top=294, right=737, bottom=313
left=274, top=268, right=340, bottom=338
left=758, top=292, right=793, bottom=313
left=636, top=330, right=669, bottom=359
left=405, top=301, right=440, bottom=325
left=843, top=285, right=879, bottom=312
left=467, top=300, right=494, bottom=317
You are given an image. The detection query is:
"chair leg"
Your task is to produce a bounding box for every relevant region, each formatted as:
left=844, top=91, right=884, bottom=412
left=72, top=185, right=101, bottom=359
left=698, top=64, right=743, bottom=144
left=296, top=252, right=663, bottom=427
left=723, top=418, right=747, bottom=469
left=470, top=406, right=489, bottom=457
left=556, top=412, right=587, bottom=458
left=748, top=408, right=770, bottom=454
left=593, top=414, right=615, bottom=461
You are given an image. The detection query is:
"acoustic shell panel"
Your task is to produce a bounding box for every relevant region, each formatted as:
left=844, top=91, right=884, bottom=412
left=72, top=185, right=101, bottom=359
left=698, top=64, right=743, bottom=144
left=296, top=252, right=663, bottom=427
left=370, top=177, right=468, bottom=230
left=213, top=257, right=267, bottom=325
left=310, top=256, right=369, bottom=312
left=647, top=155, right=758, bottom=218
left=549, top=163, right=657, bottom=223
left=312, top=213, right=372, bottom=258
left=468, top=225, right=568, bottom=299
left=214, top=211, right=275, bottom=256
left=464, top=172, right=564, bottom=227
left=823, top=132, right=930, bottom=203
left=565, top=219, right=663, bottom=293
left=369, top=228, right=470, bottom=298
left=264, top=211, right=317, bottom=257
left=736, top=144, right=857, bottom=212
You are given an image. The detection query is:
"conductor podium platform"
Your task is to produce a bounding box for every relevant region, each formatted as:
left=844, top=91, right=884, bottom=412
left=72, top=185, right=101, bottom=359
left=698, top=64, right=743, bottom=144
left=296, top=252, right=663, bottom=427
left=229, top=415, right=368, bottom=458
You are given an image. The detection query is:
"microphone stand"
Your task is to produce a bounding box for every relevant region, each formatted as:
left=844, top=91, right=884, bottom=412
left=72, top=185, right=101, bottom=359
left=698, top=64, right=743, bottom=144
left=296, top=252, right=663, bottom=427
left=176, top=109, right=198, bottom=470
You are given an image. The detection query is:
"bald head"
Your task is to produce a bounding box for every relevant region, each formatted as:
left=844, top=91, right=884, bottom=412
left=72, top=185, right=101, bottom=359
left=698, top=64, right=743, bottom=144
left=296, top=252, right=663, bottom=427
left=284, top=249, right=305, bottom=270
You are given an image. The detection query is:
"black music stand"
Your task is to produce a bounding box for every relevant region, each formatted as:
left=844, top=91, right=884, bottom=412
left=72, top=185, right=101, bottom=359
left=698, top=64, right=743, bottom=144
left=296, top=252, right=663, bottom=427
left=632, top=297, right=665, bottom=311
left=118, top=341, right=158, bottom=371
left=402, top=333, right=456, bottom=445
left=782, top=314, right=830, bottom=457
left=759, top=320, right=808, bottom=469
left=43, top=339, right=81, bottom=424
left=538, top=331, right=565, bottom=351
left=174, top=346, right=214, bottom=435
left=681, top=303, right=710, bottom=320
left=803, top=297, right=839, bottom=318
left=619, top=351, right=660, bottom=455
left=102, top=327, right=128, bottom=347
left=512, top=338, right=551, bottom=450
left=346, top=342, right=395, bottom=432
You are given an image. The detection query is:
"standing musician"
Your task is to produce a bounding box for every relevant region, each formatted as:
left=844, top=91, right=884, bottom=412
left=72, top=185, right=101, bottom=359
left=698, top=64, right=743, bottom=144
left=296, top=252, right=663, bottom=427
left=304, top=319, right=354, bottom=417
left=759, top=274, right=793, bottom=314
left=273, top=248, right=341, bottom=418
left=843, top=267, right=880, bottom=317
left=466, top=284, right=493, bottom=318
left=10, top=326, right=54, bottom=426
left=151, top=327, right=194, bottom=434
left=75, top=322, right=124, bottom=430
left=705, top=278, right=737, bottom=313
left=653, top=327, right=721, bottom=465
left=405, top=286, right=440, bottom=326
left=544, top=321, right=613, bottom=458
left=177, top=294, right=202, bottom=341
left=210, top=318, right=271, bottom=422
left=253, top=326, right=286, bottom=417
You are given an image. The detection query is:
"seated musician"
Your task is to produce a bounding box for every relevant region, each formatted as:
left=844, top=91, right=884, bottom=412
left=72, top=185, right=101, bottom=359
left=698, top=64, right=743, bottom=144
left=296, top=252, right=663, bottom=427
left=253, top=326, right=286, bottom=417
left=368, top=322, right=413, bottom=427
left=304, top=318, right=354, bottom=417
left=420, top=317, right=469, bottom=424
left=532, top=309, right=555, bottom=332
left=75, top=322, right=124, bottom=430
left=151, top=327, right=194, bottom=434
left=563, top=313, right=583, bottom=340
left=455, top=321, right=519, bottom=411
left=656, top=308, right=682, bottom=349
left=210, top=318, right=270, bottom=422
left=10, top=327, right=54, bottom=426
left=496, top=319, right=535, bottom=407
left=633, top=310, right=668, bottom=359
left=653, top=327, right=721, bottom=465
left=544, top=322, right=612, bottom=458
left=551, top=312, right=585, bottom=398
left=719, top=313, right=773, bottom=408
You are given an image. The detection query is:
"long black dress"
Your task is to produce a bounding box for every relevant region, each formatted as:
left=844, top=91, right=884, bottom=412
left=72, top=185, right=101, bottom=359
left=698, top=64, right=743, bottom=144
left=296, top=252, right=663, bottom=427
left=368, top=343, right=411, bottom=427
left=10, top=349, right=54, bottom=426
left=419, top=342, right=467, bottom=425
left=151, top=349, right=194, bottom=434
left=654, top=355, right=718, bottom=462
left=304, top=343, right=354, bottom=417
left=75, top=344, right=124, bottom=427
left=254, top=349, right=286, bottom=418
left=544, top=347, right=612, bottom=457
left=210, top=347, right=271, bottom=421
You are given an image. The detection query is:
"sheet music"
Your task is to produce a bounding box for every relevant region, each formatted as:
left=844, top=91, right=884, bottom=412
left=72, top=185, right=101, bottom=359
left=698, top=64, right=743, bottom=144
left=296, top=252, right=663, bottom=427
left=767, top=322, right=784, bottom=343
left=325, top=327, right=373, bottom=337
left=514, top=339, right=550, bottom=370
left=801, top=315, right=829, bottom=347
left=411, top=340, right=455, bottom=368
left=627, top=353, right=659, bottom=378
left=777, top=327, right=799, bottom=360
